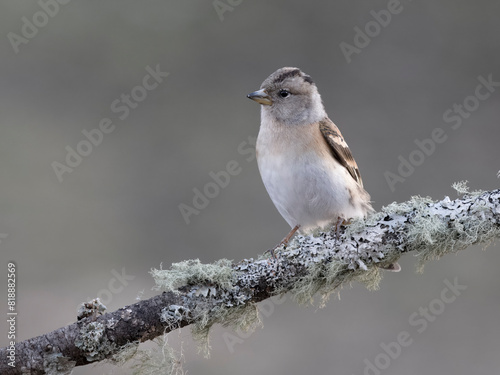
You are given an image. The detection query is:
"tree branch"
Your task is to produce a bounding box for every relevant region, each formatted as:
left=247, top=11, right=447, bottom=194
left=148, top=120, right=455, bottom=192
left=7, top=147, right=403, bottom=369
left=2, top=188, right=500, bottom=374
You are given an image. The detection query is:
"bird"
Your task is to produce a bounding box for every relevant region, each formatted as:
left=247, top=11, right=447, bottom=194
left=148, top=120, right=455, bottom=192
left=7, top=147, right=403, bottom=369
left=247, top=67, right=400, bottom=272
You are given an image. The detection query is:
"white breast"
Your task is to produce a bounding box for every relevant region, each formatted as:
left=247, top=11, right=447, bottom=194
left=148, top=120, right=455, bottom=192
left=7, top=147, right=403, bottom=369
left=256, top=119, right=369, bottom=233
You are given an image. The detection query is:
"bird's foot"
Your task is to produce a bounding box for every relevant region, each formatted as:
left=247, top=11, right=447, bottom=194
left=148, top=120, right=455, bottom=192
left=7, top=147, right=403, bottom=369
left=265, top=225, right=301, bottom=259
left=333, top=217, right=349, bottom=242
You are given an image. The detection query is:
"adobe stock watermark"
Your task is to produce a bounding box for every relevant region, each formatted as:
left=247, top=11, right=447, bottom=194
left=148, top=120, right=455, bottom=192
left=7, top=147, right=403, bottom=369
left=222, top=294, right=286, bottom=353
left=6, top=262, right=17, bottom=368
left=178, top=135, right=256, bottom=224
left=340, top=0, right=413, bottom=64
left=85, top=268, right=136, bottom=306
left=51, top=64, right=169, bottom=183
left=384, top=73, right=500, bottom=192
left=356, top=277, right=466, bottom=375
left=213, top=0, right=243, bottom=22
left=7, top=0, right=72, bottom=54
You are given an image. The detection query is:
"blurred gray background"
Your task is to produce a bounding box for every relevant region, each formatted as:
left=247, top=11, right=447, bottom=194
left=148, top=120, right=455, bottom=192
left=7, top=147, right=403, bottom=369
left=1, top=0, right=500, bottom=374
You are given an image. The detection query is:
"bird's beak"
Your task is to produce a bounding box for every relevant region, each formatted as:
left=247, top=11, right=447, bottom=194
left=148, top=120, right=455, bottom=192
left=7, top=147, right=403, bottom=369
left=247, top=89, right=272, bottom=106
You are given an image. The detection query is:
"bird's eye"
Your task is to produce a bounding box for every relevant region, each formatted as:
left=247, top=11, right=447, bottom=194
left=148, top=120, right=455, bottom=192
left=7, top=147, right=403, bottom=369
left=278, top=89, right=291, bottom=98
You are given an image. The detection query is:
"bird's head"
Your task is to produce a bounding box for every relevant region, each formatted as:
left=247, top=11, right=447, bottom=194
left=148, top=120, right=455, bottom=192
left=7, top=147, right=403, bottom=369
left=247, top=67, right=326, bottom=126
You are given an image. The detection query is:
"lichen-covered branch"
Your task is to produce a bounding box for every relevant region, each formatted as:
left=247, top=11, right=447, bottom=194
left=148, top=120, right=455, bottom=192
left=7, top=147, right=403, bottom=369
left=2, top=187, right=500, bottom=375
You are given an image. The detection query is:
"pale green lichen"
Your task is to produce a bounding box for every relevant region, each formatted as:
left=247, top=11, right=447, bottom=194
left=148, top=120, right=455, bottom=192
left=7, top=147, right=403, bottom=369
left=77, top=298, right=107, bottom=320
left=190, top=302, right=261, bottom=357
left=414, top=207, right=499, bottom=272
left=452, top=180, right=470, bottom=195
left=75, top=321, right=117, bottom=362
left=130, top=336, right=185, bottom=375
left=160, top=304, right=192, bottom=333
left=109, top=339, right=178, bottom=374
left=452, top=180, right=484, bottom=197
left=382, top=195, right=435, bottom=217
left=44, top=353, right=76, bottom=375
left=109, top=341, right=140, bottom=365
left=407, top=206, right=447, bottom=248
left=151, top=259, right=234, bottom=292
left=342, top=215, right=373, bottom=237
left=380, top=187, right=499, bottom=272
left=150, top=257, right=262, bottom=358
left=286, top=260, right=381, bottom=308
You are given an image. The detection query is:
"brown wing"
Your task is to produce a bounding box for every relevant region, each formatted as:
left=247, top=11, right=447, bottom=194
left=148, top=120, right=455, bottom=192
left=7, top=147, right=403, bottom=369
left=319, top=117, right=364, bottom=187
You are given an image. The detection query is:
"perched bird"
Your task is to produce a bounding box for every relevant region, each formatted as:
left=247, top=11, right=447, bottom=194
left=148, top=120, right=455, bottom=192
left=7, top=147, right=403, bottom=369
left=247, top=67, right=399, bottom=271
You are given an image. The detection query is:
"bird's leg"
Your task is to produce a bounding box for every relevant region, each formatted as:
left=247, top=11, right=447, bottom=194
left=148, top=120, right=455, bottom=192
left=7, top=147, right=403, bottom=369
left=266, top=224, right=301, bottom=258
left=334, top=217, right=348, bottom=241
left=281, top=224, right=301, bottom=248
